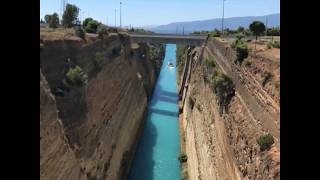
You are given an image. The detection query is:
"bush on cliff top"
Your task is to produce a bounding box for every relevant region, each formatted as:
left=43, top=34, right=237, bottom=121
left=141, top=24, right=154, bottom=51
left=235, top=43, right=249, bottom=65
left=75, top=27, right=85, bottom=40
left=257, top=133, right=274, bottom=151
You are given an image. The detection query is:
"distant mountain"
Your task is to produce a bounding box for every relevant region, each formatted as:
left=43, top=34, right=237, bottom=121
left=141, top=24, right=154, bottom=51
left=147, top=13, right=279, bottom=34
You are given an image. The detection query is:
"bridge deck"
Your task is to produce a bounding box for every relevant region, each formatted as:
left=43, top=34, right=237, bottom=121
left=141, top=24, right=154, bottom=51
left=129, top=33, right=207, bottom=45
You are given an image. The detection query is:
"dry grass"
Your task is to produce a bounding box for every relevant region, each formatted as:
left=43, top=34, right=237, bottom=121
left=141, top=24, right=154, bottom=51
left=40, top=27, right=82, bottom=41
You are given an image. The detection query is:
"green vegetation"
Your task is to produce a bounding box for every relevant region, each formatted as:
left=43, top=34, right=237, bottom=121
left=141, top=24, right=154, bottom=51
left=66, top=65, right=88, bottom=86
left=272, top=40, right=280, bottom=48
left=262, top=72, right=272, bottom=87
left=97, top=25, right=108, bottom=39
left=84, top=19, right=101, bottom=33
left=257, top=133, right=274, bottom=151
left=249, top=21, right=266, bottom=51
left=267, top=40, right=280, bottom=49
left=44, top=13, right=59, bottom=29
left=62, top=4, right=79, bottom=28
left=191, top=29, right=221, bottom=37
left=75, top=27, right=85, bottom=40
left=178, top=153, right=188, bottom=163
left=237, top=26, right=245, bottom=33
left=267, top=27, right=280, bottom=36
left=188, top=96, right=195, bottom=110
left=210, top=29, right=221, bottom=37
left=205, top=58, right=216, bottom=69
left=212, top=73, right=235, bottom=110
left=94, top=51, right=104, bottom=68
left=243, top=59, right=252, bottom=66
left=83, top=18, right=93, bottom=28
left=236, top=43, right=249, bottom=65
left=128, top=28, right=154, bottom=34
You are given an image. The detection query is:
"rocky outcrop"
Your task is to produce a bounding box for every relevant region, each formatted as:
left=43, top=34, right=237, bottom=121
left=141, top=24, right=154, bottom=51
left=178, top=39, right=280, bottom=180
left=40, top=33, right=164, bottom=180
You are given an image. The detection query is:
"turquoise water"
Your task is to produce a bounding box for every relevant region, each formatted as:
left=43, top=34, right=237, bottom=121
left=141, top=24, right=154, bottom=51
left=128, top=44, right=181, bottom=180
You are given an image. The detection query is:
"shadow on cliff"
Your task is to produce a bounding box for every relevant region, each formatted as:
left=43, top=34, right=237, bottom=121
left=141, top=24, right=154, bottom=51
left=128, top=117, right=158, bottom=180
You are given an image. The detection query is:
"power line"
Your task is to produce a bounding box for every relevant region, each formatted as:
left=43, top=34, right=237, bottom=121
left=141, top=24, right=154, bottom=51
left=115, top=9, right=117, bottom=27
left=222, top=0, right=226, bottom=37
left=120, top=2, right=122, bottom=28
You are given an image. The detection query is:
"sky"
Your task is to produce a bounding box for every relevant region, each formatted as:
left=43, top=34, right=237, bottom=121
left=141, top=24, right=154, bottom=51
left=40, top=0, right=280, bottom=27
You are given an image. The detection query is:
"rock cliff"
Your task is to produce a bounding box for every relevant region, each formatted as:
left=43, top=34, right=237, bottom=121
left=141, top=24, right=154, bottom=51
left=40, top=32, right=164, bottom=180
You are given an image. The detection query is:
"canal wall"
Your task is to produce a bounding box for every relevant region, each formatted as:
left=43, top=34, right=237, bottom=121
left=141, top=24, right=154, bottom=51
left=40, top=33, right=164, bottom=180
left=178, top=38, right=279, bottom=180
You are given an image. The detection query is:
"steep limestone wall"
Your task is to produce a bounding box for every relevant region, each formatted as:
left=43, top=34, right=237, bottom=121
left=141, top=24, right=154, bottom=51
left=178, top=41, right=280, bottom=180
left=40, top=33, right=164, bottom=180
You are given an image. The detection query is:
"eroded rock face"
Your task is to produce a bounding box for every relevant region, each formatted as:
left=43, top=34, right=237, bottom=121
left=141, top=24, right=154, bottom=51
left=178, top=40, right=279, bottom=180
left=40, top=69, right=85, bottom=180
left=40, top=34, right=164, bottom=180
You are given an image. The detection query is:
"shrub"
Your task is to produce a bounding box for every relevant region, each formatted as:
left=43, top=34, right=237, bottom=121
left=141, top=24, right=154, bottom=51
left=75, top=27, right=85, bottom=40
left=84, top=20, right=100, bottom=33
left=257, top=133, right=274, bottom=151
left=267, top=41, right=280, bottom=49
left=94, top=52, right=104, bottom=68
left=205, top=58, right=216, bottom=68
left=243, top=59, right=252, bottom=66
left=212, top=73, right=235, bottom=110
left=97, top=25, right=108, bottom=40
left=236, top=43, right=249, bottom=65
left=236, top=34, right=244, bottom=41
left=231, top=39, right=244, bottom=48
left=66, top=65, right=88, bottom=86
left=178, top=154, right=188, bottom=163
left=267, top=41, right=273, bottom=49
left=273, top=41, right=280, bottom=48
left=188, top=96, right=195, bottom=110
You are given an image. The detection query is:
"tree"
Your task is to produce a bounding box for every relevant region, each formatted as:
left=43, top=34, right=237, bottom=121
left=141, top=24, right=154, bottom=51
left=84, top=20, right=100, bottom=33
left=249, top=21, right=266, bottom=51
left=48, top=13, right=59, bottom=28
left=97, top=25, right=108, bottom=39
left=83, top=18, right=93, bottom=28
left=44, top=15, right=50, bottom=24
left=237, top=26, right=245, bottom=33
left=75, top=27, right=85, bottom=40
left=62, top=4, right=79, bottom=28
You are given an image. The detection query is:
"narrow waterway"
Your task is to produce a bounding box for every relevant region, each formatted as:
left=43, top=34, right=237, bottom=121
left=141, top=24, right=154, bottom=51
left=129, top=44, right=181, bottom=180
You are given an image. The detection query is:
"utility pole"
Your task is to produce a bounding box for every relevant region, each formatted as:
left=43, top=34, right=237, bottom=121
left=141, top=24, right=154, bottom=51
left=120, top=2, right=122, bottom=28
left=115, top=9, right=117, bottom=27
left=222, top=0, right=226, bottom=37
left=182, top=26, right=184, bottom=35
left=265, top=16, right=268, bottom=36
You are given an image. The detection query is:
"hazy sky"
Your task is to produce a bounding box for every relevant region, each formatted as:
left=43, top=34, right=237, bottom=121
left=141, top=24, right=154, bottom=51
left=40, top=0, right=280, bottom=27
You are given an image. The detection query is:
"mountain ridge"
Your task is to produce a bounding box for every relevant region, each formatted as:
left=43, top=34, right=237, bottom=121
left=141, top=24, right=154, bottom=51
left=146, top=13, right=280, bottom=34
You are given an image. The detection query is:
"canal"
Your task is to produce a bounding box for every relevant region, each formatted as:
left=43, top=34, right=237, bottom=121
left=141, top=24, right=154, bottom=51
left=129, top=44, right=181, bottom=180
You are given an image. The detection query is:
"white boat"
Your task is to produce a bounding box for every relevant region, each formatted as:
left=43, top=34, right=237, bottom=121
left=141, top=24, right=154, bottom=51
left=168, top=61, right=174, bottom=68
